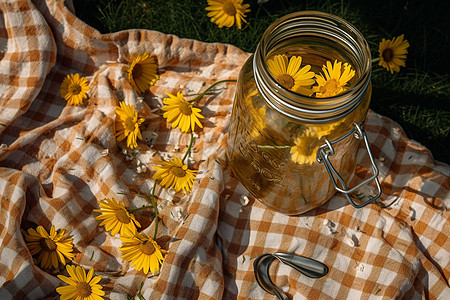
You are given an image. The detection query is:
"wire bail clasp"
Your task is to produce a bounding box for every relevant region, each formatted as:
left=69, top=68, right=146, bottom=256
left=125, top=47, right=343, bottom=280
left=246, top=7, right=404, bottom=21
left=317, top=122, right=382, bottom=208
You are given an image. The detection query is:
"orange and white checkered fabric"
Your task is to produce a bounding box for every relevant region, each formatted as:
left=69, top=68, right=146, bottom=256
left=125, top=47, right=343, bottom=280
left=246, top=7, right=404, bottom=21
left=0, top=0, right=449, bottom=299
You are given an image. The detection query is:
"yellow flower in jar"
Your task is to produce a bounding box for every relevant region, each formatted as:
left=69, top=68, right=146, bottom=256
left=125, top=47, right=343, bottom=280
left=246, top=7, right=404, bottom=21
left=290, top=128, right=321, bottom=165
left=289, top=121, right=346, bottom=165
left=312, top=60, right=355, bottom=98
left=267, top=54, right=315, bottom=96
left=312, top=121, right=343, bottom=139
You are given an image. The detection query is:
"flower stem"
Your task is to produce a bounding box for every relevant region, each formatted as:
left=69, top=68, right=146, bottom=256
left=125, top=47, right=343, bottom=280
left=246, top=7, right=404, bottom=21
left=371, top=57, right=380, bottom=63
left=127, top=205, right=153, bottom=213
left=182, top=132, right=194, bottom=163
left=257, top=145, right=291, bottom=150
left=188, top=79, right=237, bottom=103
left=134, top=182, right=159, bottom=239
left=136, top=282, right=145, bottom=300
left=150, top=181, right=158, bottom=239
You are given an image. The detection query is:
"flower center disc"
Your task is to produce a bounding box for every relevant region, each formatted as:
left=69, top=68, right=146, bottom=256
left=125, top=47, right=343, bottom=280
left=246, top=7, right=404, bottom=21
left=115, top=209, right=131, bottom=224
left=69, top=84, right=82, bottom=95
left=223, top=1, right=237, bottom=16
left=277, top=74, right=295, bottom=90
left=75, top=282, right=92, bottom=298
left=139, top=241, right=155, bottom=255
left=179, top=102, right=192, bottom=115
left=124, top=116, right=137, bottom=131
left=171, top=165, right=187, bottom=177
left=321, top=79, right=340, bottom=97
left=132, top=64, right=142, bottom=78
left=382, top=48, right=394, bottom=62
left=40, top=238, right=57, bottom=251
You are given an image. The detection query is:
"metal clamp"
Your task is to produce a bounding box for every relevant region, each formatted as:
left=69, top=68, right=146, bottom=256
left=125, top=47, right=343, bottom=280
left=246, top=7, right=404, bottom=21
left=253, top=252, right=329, bottom=300
left=317, top=122, right=382, bottom=208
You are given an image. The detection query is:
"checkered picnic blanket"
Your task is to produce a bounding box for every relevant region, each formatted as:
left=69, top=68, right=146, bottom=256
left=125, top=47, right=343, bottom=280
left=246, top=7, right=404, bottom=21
left=0, top=0, right=449, bottom=299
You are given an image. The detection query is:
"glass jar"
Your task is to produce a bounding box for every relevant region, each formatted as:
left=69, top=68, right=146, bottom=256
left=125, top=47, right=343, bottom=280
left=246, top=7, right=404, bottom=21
left=227, top=11, right=381, bottom=215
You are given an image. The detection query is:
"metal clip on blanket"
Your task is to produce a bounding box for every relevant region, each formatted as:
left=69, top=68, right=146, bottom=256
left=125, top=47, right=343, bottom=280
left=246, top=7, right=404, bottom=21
left=253, top=252, right=329, bottom=300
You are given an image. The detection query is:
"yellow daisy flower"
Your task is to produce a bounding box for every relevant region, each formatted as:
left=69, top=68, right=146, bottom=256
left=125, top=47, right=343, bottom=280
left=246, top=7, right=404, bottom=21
left=311, top=121, right=342, bottom=139
left=161, top=92, right=204, bottom=133
left=120, top=232, right=167, bottom=274
left=60, top=73, right=90, bottom=106
left=267, top=54, right=316, bottom=96
left=23, top=225, right=74, bottom=270
left=378, top=34, right=410, bottom=74
left=93, top=198, right=141, bottom=237
left=115, top=101, right=145, bottom=149
left=56, top=265, right=105, bottom=300
left=205, top=0, right=250, bottom=29
left=152, top=157, right=198, bottom=193
left=127, top=52, right=159, bottom=95
left=290, top=129, right=321, bottom=165
left=312, top=60, right=355, bottom=98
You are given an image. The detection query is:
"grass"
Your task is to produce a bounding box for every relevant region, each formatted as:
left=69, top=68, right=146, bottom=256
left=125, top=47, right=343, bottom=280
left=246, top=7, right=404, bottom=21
left=74, top=0, right=450, bottom=164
